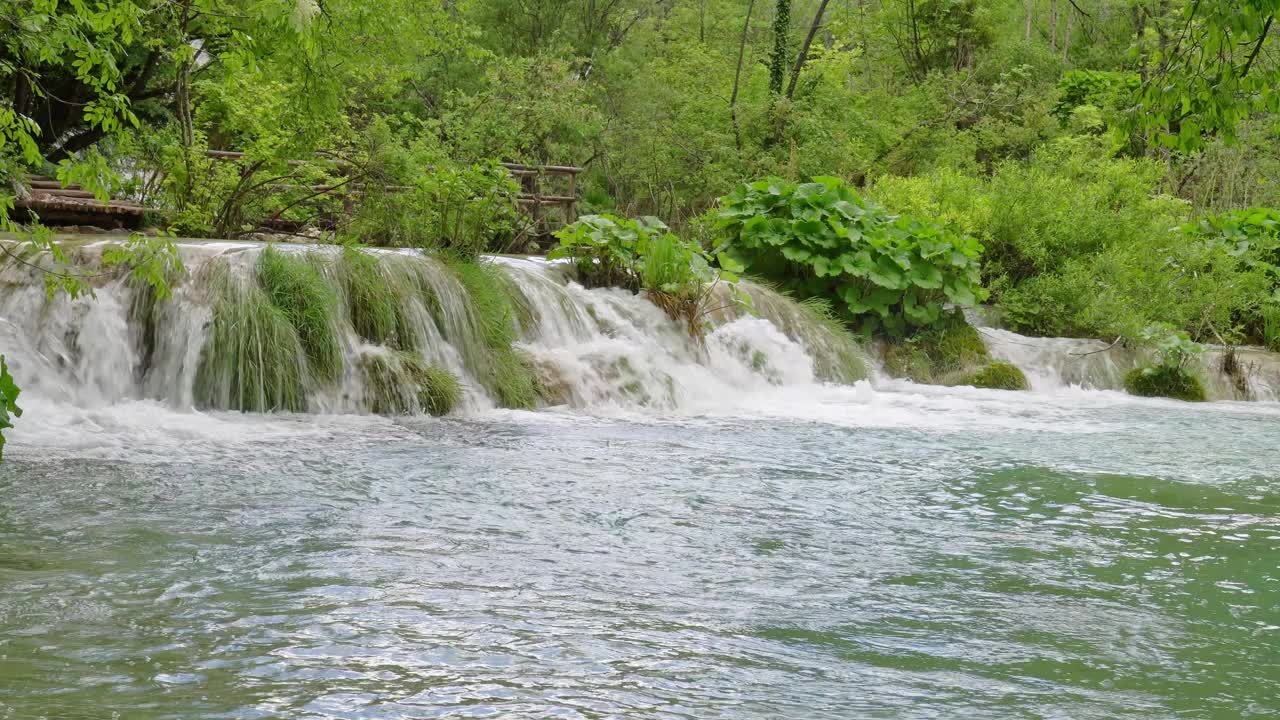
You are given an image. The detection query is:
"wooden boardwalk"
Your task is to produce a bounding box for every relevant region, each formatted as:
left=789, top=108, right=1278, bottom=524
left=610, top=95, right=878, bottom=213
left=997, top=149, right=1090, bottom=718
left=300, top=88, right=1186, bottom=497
left=14, top=155, right=582, bottom=236
left=15, top=176, right=147, bottom=228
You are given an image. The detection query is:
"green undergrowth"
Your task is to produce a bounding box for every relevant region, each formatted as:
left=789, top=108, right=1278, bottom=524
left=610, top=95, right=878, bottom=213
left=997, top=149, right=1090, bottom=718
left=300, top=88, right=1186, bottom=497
left=447, top=258, right=543, bottom=409
left=360, top=351, right=461, bottom=415
left=195, top=261, right=307, bottom=412
left=1124, top=365, right=1207, bottom=402
left=257, top=246, right=342, bottom=384
left=880, top=312, right=1028, bottom=390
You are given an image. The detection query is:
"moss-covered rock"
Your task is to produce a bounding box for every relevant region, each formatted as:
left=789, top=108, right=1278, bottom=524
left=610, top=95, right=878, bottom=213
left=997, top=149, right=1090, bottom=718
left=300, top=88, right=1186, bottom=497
left=881, top=312, right=991, bottom=384
left=948, top=361, right=1029, bottom=391
left=1124, top=365, right=1207, bottom=402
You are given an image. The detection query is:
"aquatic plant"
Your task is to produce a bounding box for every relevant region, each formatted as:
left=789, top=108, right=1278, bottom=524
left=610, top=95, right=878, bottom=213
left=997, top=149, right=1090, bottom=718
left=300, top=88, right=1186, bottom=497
left=256, top=246, right=342, bottom=384
left=360, top=351, right=460, bottom=416
left=448, top=259, right=544, bottom=409
left=195, top=261, right=307, bottom=412
left=950, top=362, right=1029, bottom=391
left=740, top=286, right=868, bottom=383
left=336, top=246, right=405, bottom=349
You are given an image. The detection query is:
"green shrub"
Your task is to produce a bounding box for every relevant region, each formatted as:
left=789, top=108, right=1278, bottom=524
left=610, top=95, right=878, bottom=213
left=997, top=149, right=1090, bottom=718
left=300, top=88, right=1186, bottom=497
left=1124, top=365, right=1207, bottom=402
left=1054, top=70, right=1139, bottom=125
left=548, top=214, right=658, bottom=290
left=1264, top=305, right=1280, bottom=351
left=716, top=176, right=986, bottom=336
left=872, top=139, right=1277, bottom=344
left=256, top=246, right=342, bottom=384
left=342, top=124, right=522, bottom=256
left=550, top=213, right=746, bottom=337
left=1123, top=324, right=1208, bottom=401
left=0, top=356, right=22, bottom=461
left=950, top=361, right=1029, bottom=391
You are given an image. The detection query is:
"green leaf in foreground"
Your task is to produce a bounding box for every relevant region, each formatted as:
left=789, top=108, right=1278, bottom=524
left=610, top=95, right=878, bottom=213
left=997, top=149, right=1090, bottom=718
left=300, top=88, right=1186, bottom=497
left=0, top=355, right=24, bottom=461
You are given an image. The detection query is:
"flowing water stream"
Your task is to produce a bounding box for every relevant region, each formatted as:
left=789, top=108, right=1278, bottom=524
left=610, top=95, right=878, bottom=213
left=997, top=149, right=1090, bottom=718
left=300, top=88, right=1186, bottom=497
left=1, top=241, right=1277, bottom=718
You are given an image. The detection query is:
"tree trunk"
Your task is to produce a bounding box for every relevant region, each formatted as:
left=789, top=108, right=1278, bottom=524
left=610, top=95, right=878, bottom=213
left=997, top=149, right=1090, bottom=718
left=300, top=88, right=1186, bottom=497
left=1062, top=6, right=1073, bottom=62
left=1024, top=0, right=1034, bottom=43
left=786, top=0, right=832, bottom=99
left=1049, top=0, right=1058, bottom=52
left=769, top=0, right=791, bottom=95
left=730, top=0, right=757, bottom=150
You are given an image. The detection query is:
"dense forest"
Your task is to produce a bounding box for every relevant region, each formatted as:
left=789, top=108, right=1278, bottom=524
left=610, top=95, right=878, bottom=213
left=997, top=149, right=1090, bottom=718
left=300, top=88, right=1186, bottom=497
left=3, top=0, right=1280, bottom=397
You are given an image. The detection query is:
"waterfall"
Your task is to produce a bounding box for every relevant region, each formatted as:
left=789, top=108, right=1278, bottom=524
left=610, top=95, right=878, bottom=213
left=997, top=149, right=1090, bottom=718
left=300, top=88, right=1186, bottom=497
left=0, top=241, right=872, bottom=415
left=976, top=320, right=1280, bottom=402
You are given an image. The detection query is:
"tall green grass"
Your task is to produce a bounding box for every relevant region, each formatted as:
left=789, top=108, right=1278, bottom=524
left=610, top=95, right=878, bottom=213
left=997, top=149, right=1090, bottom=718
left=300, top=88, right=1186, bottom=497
left=195, top=261, right=307, bottom=412
left=256, top=246, right=342, bottom=384
left=1264, top=305, right=1280, bottom=352
left=337, top=246, right=407, bottom=349
left=448, top=259, right=543, bottom=408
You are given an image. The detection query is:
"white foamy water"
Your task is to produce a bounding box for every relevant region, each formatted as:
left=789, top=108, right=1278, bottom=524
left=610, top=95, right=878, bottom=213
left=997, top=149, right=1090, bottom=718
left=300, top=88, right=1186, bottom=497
left=2, top=240, right=1279, bottom=468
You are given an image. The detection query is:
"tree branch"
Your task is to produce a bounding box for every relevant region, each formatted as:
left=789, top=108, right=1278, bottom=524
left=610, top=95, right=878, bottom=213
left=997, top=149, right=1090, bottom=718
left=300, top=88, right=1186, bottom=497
left=1240, top=14, right=1274, bottom=78
left=786, top=0, right=831, bottom=100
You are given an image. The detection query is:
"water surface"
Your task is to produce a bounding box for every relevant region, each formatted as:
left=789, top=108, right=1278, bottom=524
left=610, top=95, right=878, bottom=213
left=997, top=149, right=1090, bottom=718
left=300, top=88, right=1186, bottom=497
left=2, top=387, right=1277, bottom=718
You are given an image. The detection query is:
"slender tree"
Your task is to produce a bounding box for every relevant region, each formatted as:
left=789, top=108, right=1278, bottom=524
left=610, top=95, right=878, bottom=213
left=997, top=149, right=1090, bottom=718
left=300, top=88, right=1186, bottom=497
left=786, top=0, right=832, bottom=100
left=769, top=0, right=791, bottom=95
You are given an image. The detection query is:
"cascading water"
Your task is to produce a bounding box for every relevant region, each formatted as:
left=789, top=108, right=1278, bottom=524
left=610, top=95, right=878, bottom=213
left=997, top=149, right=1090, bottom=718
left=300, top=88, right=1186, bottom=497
left=975, top=320, right=1280, bottom=401
left=0, top=241, right=871, bottom=416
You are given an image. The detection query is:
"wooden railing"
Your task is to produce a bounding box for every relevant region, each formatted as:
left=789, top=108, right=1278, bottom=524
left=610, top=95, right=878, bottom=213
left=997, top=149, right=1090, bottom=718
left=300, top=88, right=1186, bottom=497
left=207, top=151, right=582, bottom=235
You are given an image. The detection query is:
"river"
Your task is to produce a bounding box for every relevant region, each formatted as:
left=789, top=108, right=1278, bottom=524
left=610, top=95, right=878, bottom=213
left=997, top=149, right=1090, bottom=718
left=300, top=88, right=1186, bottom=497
left=0, top=244, right=1277, bottom=718
left=2, top=385, right=1278, bottom=718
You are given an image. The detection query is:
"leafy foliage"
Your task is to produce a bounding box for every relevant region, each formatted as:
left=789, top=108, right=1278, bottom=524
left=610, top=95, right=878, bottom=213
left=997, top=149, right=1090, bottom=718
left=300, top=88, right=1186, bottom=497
left=550, top=214, right=747, bottom=336
left=717, top=176, right=986, bottom=336
left=102, top=233, right=185, bottom=301
left=0, top=355, right=22, bottom=461
left=1128, top=1, right=1280, bottom=153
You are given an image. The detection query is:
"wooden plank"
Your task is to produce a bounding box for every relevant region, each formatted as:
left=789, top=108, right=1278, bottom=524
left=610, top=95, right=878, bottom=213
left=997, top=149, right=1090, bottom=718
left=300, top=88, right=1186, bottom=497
left=30, top=188, right=98, bottom=199
left=16, top=196, right=147, bottom=216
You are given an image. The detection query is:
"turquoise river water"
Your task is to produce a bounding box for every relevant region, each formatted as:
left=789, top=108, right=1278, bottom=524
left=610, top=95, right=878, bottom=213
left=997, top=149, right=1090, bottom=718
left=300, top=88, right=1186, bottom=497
left=1, top=385, right=1278, bottom=719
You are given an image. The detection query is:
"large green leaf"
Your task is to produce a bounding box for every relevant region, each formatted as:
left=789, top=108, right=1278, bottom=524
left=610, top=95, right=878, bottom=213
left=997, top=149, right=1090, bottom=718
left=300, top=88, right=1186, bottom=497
left=0, top=355, right=22, bottom=462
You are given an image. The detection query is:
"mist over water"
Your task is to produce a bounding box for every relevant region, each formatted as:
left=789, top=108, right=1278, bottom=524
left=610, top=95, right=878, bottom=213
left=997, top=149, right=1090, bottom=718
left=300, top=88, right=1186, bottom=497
left=1, top=243, right=1278, bottom=718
